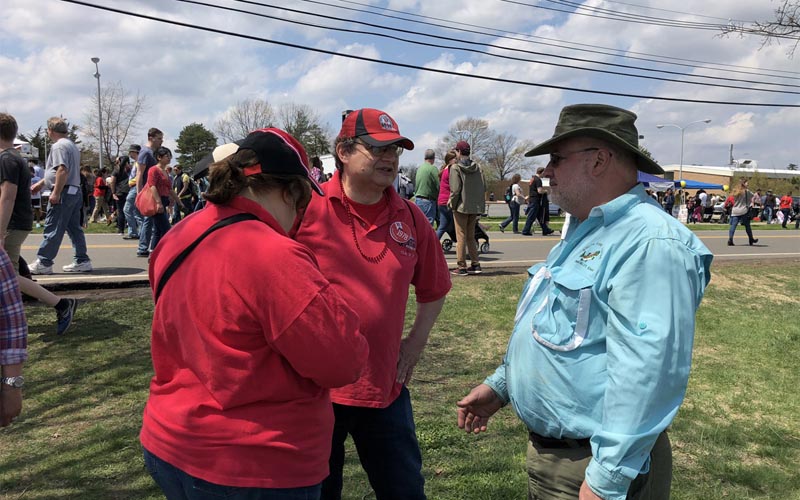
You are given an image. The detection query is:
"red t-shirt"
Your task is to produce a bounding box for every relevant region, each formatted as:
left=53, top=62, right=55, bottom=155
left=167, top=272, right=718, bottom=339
left=294, top=171, right=452, bottom=408
left=145, top=165, right=172, bottom=198
left=779, top=195, right=793, bottom=210
left=140, top=196, right=368, bottom=488
left=93, top=175, right=107, bottom=198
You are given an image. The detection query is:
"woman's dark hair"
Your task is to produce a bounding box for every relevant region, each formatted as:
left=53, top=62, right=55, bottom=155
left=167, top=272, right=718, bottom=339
left=204, top=149, right=312, bottom=209
left=118, top=155, right=130, bottom=169
left=156, top=147, right=172, bottom=159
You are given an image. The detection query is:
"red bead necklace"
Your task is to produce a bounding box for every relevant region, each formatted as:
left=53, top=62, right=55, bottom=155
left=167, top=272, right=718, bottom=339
left=339, top=176, right=390, bottom=264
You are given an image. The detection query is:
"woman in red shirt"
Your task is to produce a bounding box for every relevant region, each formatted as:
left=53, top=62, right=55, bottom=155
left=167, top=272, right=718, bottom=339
left=141, top=129, right=368, bottom=498
left=779, top=191, right=793, bottom=228
left=146, top=147, right=182, bottom=250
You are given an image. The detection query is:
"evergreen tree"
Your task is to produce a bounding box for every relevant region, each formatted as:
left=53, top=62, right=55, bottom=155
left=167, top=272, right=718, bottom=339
left=176, top=123, right=217, bottom=173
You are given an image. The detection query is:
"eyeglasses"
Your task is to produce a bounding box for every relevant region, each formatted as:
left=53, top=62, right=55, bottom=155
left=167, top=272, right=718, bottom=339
left=356, top=139, right=404, bottom=158
left=548, top=148, right=599, bottom=168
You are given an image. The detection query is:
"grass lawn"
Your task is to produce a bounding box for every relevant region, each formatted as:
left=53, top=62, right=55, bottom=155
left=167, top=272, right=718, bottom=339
left=1, top=263, right=799, bottom=499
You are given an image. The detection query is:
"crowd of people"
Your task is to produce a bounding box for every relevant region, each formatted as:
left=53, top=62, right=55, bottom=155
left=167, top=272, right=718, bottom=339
left=3, top=104, right=719, bottom=500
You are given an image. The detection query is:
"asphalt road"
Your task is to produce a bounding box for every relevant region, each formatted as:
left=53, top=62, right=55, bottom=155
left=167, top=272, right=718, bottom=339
left=21, top=226, right=800, bottom=289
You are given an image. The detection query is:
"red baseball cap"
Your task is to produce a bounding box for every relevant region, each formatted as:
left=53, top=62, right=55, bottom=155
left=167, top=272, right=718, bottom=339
left=237, top=128, right=324, bottom=196
left=338, top=108, right=414, bottom=150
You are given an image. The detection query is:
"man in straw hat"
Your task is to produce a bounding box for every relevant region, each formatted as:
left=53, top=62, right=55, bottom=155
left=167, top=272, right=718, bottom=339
left=457, top=104, right=713, bottom=500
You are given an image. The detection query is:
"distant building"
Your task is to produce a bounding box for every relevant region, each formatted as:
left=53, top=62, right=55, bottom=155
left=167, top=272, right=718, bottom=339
left=661, top=164, right=800, bottom=186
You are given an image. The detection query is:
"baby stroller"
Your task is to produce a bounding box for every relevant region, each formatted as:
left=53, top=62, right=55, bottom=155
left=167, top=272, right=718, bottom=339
left=441, top=219, right=490, bottom=254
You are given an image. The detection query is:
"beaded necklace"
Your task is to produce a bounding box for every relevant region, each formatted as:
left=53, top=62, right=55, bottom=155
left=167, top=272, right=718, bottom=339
left=339, top=175, right=390, bottom=264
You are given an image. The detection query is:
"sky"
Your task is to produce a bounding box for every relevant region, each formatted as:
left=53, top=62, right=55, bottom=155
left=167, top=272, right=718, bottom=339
left=2, top=0, right=799, bottom=173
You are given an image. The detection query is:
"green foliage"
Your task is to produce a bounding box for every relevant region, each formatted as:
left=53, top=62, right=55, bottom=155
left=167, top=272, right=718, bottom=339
left=175, top=123, right=217, bottom=172
left=639, top=144, right=659, bottom=164
left=17, top=126, right=47, bottom=163
left=278, top=103, right=331, bottom=157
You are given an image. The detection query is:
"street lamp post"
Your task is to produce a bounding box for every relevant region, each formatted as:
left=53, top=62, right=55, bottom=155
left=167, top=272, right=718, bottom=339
left=91, top=57, right=103, bottom=172
left=656, top=119, right=711, bottom=206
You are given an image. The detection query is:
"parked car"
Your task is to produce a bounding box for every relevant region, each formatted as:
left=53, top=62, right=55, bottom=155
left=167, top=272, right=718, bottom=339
left=549, top=203, right=563, bottom=217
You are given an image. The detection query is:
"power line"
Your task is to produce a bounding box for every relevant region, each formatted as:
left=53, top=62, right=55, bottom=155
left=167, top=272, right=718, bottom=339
left=597, top=0, right=745, bottom=24
left=203, top=0, right=800, bottom=94
left=317, top=0, right=800, bottom=79
left=58, top=0, right=800, bottom=108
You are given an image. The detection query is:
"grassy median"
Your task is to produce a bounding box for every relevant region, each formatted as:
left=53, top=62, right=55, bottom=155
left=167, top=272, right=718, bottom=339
left=1, top=262, right=798, bottom=499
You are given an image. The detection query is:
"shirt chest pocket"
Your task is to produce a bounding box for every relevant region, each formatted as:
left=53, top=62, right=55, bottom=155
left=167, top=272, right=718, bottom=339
left=524, top=268, right=595, bottom=352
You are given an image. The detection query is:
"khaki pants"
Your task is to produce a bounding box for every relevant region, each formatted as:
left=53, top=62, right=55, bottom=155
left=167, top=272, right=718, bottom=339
left=453, top=211, right=479, bottom=269
left=3, top=229, right=30, bottom=274
left=527, top=431, right=671, bottom=500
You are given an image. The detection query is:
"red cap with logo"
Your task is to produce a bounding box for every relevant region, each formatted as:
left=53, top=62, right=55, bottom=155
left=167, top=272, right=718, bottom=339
left=338, top=108, right=414, bottom=150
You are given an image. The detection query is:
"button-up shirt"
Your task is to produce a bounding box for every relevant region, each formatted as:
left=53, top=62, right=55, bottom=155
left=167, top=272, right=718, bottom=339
left=0, top=250, right=27, bottom=366
left=485, top=184, right=712, bottom=500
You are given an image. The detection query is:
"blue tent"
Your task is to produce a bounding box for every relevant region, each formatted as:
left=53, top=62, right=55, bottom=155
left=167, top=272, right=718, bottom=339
left=637, top=171, right=673, bottom=191
left=674, top=179, right=724, bottom=190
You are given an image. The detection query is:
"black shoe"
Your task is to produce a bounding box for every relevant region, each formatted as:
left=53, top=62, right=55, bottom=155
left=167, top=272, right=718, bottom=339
left=498, top=225, right=505, bottom=233
left=56, top=298, right=78, bottom=335
left=749, top=238, right=758, bottom=246
left=542, top=230, right=555, bottom=236
left=521, top=232, right=533, bottom=236
left=136, top=251, right=150, bottom=257
left=467, top=263, right=482, bottom=275
left=727, top=240, right=734, bottom=246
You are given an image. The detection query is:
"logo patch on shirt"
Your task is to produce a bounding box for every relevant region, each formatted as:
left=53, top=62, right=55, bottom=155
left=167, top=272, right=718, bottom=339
left=390, top=221, right=416, bottom=251
left=379, top=114, right=396, bottom=131
left=576, top=242, right=603, bottom=272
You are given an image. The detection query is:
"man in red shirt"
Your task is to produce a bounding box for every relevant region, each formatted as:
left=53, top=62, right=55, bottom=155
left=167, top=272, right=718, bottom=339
left=294, top=108, right=452, bottom=499
left=779, top=191, right=793, bottom=229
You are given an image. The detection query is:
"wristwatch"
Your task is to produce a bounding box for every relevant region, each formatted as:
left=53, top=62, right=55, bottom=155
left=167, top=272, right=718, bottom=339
left=1, top=376, right=24, bottom=388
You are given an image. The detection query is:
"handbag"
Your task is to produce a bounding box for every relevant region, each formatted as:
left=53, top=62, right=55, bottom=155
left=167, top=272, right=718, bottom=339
left=136, top=186, right=159, bottom=217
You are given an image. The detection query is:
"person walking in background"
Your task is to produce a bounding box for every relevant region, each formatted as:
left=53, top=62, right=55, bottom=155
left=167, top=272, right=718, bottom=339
left=123, top=145, right=141, bottom=240
left=141, top=127, right=368, bottom=498
left=293, top=108, right=451, bottom=500
left=498, top=173, right=524, bottom=234
left=762, top=190, right=776, bottom=224
left=29, top=117, right=92, bottom=275
left=0, top=113, right=77, bottom=334
left=663, top=187, right=675, bottom=215
left=90, top=167, right=110, bottom=223
left=136, top=128, right=163, bottom=257
left=436, top=150, right=456, bottom=241
left=536, top=167, right=555, bottom=235
left=779, top=191, right=793, bottom=229
left=109, top=156, right=131, bottom=236
left=145, top=147, right=181, bottom=251
left=520, top=168, right=546, bottom=235
left=414, top=149, right=439, bottom=226
left=449, top=140, right=486, bottom=276
left=728, top=178, right=759, bottom=246
left=457, top=104, right=712, bottom=500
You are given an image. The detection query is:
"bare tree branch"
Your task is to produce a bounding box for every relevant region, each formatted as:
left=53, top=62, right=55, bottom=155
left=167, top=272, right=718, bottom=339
left=83, top=81, right=147, bottom=165
left=720, top=0, right=800, bottom=57
left=214, top=98, right=276, bottom=142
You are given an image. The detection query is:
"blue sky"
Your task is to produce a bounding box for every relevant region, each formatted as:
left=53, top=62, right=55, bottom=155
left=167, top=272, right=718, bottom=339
left=2, top=0, right=798, bottom=171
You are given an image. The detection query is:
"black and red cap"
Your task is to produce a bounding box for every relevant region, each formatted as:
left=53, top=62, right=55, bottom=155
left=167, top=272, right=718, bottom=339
left=237, top=128, right=324, bottom=196
left=338, top=108, right=414, bottom=150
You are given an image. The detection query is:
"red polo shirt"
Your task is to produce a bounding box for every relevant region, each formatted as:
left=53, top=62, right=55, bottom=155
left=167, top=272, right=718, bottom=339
left=140, top=196, right=368, bottom=488
left=295, top=171, right=451, bottom=408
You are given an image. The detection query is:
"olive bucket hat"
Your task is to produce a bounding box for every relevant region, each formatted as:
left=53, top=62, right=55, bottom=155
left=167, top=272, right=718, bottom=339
left=525, top=104, right=664, bottom=175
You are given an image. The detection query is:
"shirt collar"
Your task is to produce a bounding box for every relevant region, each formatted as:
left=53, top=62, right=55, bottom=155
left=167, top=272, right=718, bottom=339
left=211, top=195, right=287, bottom=236
left=586, top=183, right=648, bottom=226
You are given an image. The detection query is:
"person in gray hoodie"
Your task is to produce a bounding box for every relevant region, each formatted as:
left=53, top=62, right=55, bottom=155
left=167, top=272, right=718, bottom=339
left=448, top=140, right=486, bottom=276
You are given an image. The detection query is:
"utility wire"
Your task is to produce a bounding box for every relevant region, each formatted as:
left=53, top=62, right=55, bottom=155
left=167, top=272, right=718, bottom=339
left=58, top=0, right=800, bottom=108
left=205, top=0, right=800, bottom=94
left=318, top=0, right=800, bottom=79
left=543, top=0, right=724, bottom=29
left=596, top=0, right=745, bottom=23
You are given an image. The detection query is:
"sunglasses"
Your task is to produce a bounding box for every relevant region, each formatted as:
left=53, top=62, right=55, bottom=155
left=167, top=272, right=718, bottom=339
left=548, top=148, right=599, bottom=168
left=356, top=139, right=404, bottom=158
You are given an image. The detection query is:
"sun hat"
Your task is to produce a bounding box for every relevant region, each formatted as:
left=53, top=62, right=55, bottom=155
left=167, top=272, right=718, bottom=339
left=525, top=104, right=663, bottom=174
left=338, top=108, right=414, bottom=150
left=237, top=128, right=324, bottom=196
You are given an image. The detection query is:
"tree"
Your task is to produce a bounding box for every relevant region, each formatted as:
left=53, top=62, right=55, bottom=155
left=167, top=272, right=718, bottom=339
left=176, top=123, right=217, bottom=171
left=721, top=1, right=800, bottom=57
left=277, top=103, right=331, bottom=157
left=435, top=118, right=495, bottom=164
left=83, top=81, right=147, bottom=165
left=215, top=98, right=276, bottom=142
left=483, top=133, right=537, bottom=181
left=788, top=163, right=798, bottom=170
left=639, top=145, right=659, bottom=164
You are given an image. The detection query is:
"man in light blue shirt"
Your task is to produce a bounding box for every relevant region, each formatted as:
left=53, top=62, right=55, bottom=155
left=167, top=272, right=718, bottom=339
left=457, top=104, right=712, bottom=500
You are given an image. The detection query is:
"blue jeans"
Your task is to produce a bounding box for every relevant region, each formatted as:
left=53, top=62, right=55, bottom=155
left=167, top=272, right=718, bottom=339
left=414, top=198, right=436, bottom=226
left=37, top=191, right=89, bottom=266
left=138, top=217, right=154, bottom=253
left=435, top=204, right=453, bottom=240
left=762, top=206, right=773, bottom=223
left=150, top=199, right=172, bottom=251
left=500, top=201, right=521, bottom=233
left=729, top=214, right=755, bottom=242
left=321, top=386, right=425, bottom=500
left=521, top=201, right=541, bottom=235
left=124, top=187, right=141, bottom=236
left=143, top=448, right=321, bottom=500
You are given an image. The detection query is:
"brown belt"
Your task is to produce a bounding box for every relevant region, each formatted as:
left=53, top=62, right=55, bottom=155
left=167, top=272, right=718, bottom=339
left=529, top=431, right=591, bottom=449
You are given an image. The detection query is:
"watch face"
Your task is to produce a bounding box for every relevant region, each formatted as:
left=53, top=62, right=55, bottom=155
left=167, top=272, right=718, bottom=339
left=3, top=376, right=24, bottom=388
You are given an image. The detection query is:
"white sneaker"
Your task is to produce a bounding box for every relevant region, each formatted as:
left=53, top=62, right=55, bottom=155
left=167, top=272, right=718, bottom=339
left=62, top=260, right=93, bottom=273
left=29, top=259, right=53, bottom=275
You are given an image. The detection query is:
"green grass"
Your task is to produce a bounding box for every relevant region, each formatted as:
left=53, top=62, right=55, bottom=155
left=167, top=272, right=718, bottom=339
left=1, top=264, right=799, bottom=499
